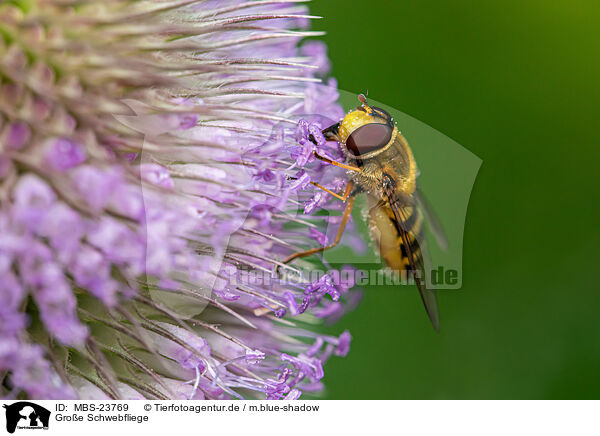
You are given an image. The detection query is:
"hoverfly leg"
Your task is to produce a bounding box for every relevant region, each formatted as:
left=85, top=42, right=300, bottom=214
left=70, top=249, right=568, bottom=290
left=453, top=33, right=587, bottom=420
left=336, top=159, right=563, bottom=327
left=312, top=151, right=362, bottom=172
left=282, top=193, right=356, bottom=265
left=309, top=180, right=354, bottom=202
left=306, top=121, right=359, bottom=172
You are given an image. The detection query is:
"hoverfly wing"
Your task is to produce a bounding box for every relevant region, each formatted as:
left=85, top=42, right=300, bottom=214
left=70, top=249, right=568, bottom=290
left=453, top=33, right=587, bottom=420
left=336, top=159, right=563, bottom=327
left=415, top=188, right=448, bottom=251
left=384, top=185, right=440, bottom=331
left=417, top=282, right=440, bottom=332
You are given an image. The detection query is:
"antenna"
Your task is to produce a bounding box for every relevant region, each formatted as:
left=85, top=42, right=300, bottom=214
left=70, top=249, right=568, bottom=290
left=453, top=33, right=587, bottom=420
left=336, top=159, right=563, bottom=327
left=357, top=93, right=373, bottom=115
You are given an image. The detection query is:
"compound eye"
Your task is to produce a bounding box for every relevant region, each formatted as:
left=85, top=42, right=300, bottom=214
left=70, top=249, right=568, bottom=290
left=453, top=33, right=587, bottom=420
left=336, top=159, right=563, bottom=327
left=346, top=123, right=393, bottom=156
left=372, top=107, right=392, bottom=120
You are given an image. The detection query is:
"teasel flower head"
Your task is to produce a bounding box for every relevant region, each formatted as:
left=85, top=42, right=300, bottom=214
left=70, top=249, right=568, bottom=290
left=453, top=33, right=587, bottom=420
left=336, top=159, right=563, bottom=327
left=0, top=0, right=361, bottom=400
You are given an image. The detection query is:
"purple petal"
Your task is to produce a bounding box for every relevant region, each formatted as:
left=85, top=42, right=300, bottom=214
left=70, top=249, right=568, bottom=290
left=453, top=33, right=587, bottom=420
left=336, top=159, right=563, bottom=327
left=5, top=122, right=31, bottom=149
left=44, top=138, right=86, bottom=171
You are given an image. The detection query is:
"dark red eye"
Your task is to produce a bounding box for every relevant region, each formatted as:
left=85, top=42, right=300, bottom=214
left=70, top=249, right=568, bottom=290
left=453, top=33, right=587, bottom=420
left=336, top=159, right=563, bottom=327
left=346, top=123, right=393, bottom=156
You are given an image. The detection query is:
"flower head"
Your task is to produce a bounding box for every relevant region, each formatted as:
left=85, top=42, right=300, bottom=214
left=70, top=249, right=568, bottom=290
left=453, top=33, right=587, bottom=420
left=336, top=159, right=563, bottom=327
left=0, top=0, right=359, bottom=400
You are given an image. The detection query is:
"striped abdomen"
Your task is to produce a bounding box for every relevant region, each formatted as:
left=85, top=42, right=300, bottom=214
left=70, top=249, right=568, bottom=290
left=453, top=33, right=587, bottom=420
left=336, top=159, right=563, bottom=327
left=368, top=197, right=425, bottom=275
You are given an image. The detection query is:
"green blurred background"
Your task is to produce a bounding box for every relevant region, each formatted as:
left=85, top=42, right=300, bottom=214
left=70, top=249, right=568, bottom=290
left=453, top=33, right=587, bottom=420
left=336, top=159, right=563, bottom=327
left=310, top=0, right=600, bottom=399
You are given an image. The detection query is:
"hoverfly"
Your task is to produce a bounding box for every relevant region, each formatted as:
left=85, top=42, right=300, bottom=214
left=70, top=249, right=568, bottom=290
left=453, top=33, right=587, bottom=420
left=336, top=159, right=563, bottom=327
left=284, top=94, right=447, bottom=330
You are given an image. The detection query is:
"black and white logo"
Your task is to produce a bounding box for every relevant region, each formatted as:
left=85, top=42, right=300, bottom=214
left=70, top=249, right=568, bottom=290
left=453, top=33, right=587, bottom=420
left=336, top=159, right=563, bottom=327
left=3, top=402, right=50, bottom=434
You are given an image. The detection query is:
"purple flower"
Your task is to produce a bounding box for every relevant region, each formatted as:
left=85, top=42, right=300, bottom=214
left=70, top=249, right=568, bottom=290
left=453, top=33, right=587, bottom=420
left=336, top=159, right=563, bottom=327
left=4, top=122, right=31, bottom=150
left=140, top=164, right=175, bottom=189
left=44, top=139, right=86, bottom=171
left=301, top=41, right=332, bottom=75
left=70, top=165, right=123, bottom=212
left=335, top=331, right=352, bottom=357
left=0, top=0, right=359, bottom=400
left=306, top=274, right=341, bottom=302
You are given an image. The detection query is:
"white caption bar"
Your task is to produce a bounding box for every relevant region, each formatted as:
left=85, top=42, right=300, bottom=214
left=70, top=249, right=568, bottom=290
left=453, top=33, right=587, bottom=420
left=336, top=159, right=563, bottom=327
left=1, top=400, right=598, bottom=436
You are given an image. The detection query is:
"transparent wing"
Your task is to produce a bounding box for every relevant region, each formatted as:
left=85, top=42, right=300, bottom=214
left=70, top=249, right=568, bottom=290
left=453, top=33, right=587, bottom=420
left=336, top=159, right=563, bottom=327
left=384, top=185, right=440, bottom=331
left=415, top=188, right=448, bottom=251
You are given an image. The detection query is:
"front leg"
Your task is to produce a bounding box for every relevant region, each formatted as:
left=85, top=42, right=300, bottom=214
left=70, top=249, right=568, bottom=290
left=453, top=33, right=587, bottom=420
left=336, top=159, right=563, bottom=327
left=282, top=191, right=356, bottom=265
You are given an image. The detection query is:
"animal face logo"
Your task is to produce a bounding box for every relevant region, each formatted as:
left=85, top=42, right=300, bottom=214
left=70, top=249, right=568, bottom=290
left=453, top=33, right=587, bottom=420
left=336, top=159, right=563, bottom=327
left=3, top=402, right=51, bottom=434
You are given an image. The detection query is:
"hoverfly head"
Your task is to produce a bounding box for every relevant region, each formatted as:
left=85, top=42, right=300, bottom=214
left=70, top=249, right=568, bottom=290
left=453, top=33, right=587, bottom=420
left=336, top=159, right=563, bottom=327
left=337, top=94, right=396, bottom=159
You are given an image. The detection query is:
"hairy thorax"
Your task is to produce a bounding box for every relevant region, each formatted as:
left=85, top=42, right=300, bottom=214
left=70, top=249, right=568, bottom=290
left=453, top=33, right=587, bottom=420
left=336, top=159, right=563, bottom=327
left=349, top=145, right=417, bottom=200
